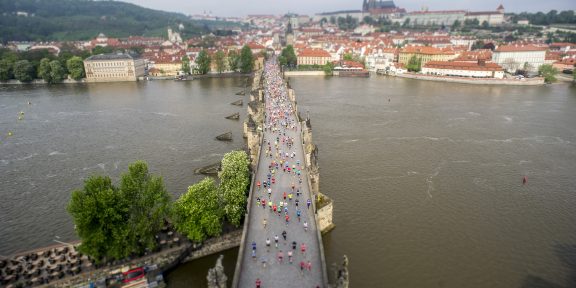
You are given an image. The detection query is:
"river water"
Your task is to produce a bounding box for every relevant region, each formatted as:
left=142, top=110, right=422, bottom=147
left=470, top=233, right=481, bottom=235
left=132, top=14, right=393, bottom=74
left=0, top=78, right=247, bottom=255
left=1, top=76, right=575, bottom=287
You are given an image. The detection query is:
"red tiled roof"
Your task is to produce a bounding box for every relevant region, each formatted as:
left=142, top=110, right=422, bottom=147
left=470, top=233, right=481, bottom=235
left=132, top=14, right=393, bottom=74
left=495, top=45, right=547, bottom=52
left=247, top=42, right=265, bottom=49
left=298, top=48, right=331, bottom=58
left=401, top=46, right=455, bottom=55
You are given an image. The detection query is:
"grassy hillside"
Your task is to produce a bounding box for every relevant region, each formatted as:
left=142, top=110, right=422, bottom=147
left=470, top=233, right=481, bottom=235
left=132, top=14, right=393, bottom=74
left=0, top=0, right=232, bottom=42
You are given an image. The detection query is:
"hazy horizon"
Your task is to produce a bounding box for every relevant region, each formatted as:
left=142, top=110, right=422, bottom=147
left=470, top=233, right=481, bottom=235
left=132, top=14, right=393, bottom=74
left=120, top=0, right=575, bottom=18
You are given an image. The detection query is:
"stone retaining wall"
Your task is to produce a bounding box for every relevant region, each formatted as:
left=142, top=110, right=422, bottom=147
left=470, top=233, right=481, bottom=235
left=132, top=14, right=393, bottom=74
left=284, top=71, right=326, bottom=76
left=396, top=73, right=545, bottom=86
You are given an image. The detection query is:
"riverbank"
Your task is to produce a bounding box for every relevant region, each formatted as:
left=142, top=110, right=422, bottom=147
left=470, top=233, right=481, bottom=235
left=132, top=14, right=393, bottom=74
left=0, top=79, right=85, bottom=85
left=0, top=229, right=242, bottom=288
left=393, top=72, right=545, bottom=85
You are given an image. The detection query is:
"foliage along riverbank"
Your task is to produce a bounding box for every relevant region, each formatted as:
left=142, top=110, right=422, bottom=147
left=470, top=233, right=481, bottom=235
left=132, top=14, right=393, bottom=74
left=67, top=151, right=250, bottom=264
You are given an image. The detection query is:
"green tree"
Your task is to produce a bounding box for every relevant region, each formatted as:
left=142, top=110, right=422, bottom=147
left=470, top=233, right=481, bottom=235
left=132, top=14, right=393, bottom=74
left=363, top=16, right=374, bottom=25
left=406, top=55, right=422, bottom=72
left=228, top=50, right=240, bottom=72
left=219, top=150, right=250, bottom=226
left=538, top=64, right=558, bottom=83
left=481, top=20, right=490, bottom=29
left=239, top=45, right=254, bottom=74
left=182, top=55, right=191, bottom=75
left=196, top=50, right=211, bottom=74
left=92, top=46, right=114, bottom=55
left=323, top=61, right=335, bottom=76
left=119, top=161, right=171, bottom=254
left=66, top=56, right=85, bottom=80
left=464, top=18, right=480, bottom=27
left=0, top=59, right=14, bottom=81
left=452, top=20, right=461, bottom=30
left=49, top=60, right=66, bottom=83
left=343, top=53, right=354, bottom=61
left=67, top=176, right=128, bottom=263
left=330, top=16, right=336, bottom=25
left=281, top=45, right=297, bottom=67
left=38, top=58, right=53, bottom=83
left=13, top=60, right=35, bottom=82
left=68, top=161, right=170, bottom=263
left=172, top=178, right=222, bottom=242
left=402, top=18, right=411, bottom=28
left=214, top=50, right=226, bottom=73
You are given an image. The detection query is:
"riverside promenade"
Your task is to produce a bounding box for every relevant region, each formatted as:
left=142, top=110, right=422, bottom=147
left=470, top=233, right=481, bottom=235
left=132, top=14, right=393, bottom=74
left=234, top=60, right=326, bottom=287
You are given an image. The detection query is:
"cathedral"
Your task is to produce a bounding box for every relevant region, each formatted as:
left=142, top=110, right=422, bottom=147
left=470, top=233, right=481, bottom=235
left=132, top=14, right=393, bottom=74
left=362, top=0, right=397, bottom=13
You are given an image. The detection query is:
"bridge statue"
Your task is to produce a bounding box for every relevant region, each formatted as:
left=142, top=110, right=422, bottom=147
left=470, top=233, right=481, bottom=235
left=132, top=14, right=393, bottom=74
left=335, top=255, right=350, bottom=288
left=207, top=255, right=227, bottom=288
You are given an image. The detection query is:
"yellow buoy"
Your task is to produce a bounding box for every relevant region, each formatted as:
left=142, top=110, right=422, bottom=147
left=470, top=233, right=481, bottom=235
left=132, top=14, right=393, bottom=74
left=19, top=111, right=24, bottom=115
left=18, top=116, right=23, bottom=120
left=8, top=131, right=13, bottom=136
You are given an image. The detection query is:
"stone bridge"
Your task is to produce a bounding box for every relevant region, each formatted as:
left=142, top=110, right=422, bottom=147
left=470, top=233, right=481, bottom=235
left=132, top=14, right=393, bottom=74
left=233, top=60, right=333, bottom=288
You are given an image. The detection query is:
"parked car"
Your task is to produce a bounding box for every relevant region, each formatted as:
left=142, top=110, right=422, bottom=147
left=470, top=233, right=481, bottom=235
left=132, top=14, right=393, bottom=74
left=123, top=267, right=145, bottom=284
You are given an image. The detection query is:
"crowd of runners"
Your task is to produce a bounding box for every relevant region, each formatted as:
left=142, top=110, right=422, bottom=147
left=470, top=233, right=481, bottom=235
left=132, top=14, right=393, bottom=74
left=248, top=58, right=321, bottom=288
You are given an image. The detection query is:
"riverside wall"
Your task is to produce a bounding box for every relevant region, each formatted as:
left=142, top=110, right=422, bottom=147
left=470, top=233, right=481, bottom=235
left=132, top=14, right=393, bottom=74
left=21, top=230, right=241, bottom=288
left=284, top=71, right=326, bottom=76
left=0, top=79, right=86, bottom=85
left=395, top=73, right=545, bottom=86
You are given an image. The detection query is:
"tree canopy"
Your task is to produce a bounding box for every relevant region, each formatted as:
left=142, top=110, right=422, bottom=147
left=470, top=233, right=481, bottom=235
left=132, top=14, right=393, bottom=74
left=13, top=60, right=35, bottom=82
left=119, top=161, right=171, bottom=255
left=538, top=64, right=558, bottom=83
left=66, top=56, right=85, bottom=80
left=0, top=0, right=224, bottom=42
left=67, top=161, right=170, bottom=263
left=181, top=55, right=191, bottom=75
left=196, top=50, right=211, bottom=74
left=219, top=150, right=250, bottom=226
left=228, top=50, right=240, bottom=72
left=239, top=45, right=254, bottom=74
left=406, top=55, right=422, bottom=72
left=279, top=45, right=297, bottom=68
left=172, top=178, right=222, bottom=242
left=214, top=50, right=226, bottom=74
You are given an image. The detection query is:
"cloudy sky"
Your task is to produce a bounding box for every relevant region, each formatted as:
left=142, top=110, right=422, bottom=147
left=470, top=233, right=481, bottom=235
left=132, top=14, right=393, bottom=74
left=120, top=0, right=574, bottom=17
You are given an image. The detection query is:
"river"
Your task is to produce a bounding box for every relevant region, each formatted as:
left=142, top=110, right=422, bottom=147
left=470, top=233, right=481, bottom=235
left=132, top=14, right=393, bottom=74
left=1, top=76, right=575, bottom=287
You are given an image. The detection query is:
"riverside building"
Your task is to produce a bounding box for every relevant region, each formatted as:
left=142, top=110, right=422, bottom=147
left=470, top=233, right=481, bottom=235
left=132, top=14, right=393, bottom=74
left=422, top=60, right=504, bottom=79
left=83, top=54, right=145, bottom=82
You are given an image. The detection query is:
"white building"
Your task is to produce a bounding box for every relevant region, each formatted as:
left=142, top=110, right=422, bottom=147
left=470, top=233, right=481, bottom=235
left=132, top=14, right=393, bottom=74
left=492, top=45, right=547, bottom=73
left=422, top=60, right=504, bottom=78
left=402, top=10, right=467, bottom=27
left=464, top=5, right=505, bottom=26
left=84, top=54, right=146, bottom=82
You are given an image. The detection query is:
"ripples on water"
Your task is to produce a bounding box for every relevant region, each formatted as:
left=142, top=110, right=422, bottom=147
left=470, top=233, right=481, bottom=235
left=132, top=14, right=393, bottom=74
left=0, top=79, right=247, bottom=255
left=291, top=76, right=576, bottom=287
left=2, top=78, right=576, bottom=287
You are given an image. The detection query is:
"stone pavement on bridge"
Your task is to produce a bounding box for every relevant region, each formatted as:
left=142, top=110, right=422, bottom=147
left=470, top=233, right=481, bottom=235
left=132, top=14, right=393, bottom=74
left=237, top=60, right=324, bottom=288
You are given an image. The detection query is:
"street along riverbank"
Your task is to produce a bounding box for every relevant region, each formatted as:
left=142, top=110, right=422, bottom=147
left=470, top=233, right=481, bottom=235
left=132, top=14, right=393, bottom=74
left=392, top=72, right=545, bottom=85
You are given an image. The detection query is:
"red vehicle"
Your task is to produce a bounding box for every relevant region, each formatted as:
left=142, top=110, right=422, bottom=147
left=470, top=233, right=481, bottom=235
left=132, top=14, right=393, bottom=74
left=123, top=267, right=145, bottom=283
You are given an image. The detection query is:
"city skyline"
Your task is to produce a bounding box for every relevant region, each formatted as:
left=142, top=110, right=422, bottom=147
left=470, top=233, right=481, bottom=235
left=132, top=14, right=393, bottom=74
left=120, top=0, right=575, bottom=17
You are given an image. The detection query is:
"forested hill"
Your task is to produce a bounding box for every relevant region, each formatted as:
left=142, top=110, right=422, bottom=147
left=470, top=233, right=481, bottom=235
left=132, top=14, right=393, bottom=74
left=0, top=0, right=231, bottom=42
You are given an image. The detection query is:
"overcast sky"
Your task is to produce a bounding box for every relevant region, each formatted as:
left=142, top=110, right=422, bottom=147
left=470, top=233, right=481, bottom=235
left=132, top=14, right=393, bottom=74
left=120, top=0, right=575, bottom=17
